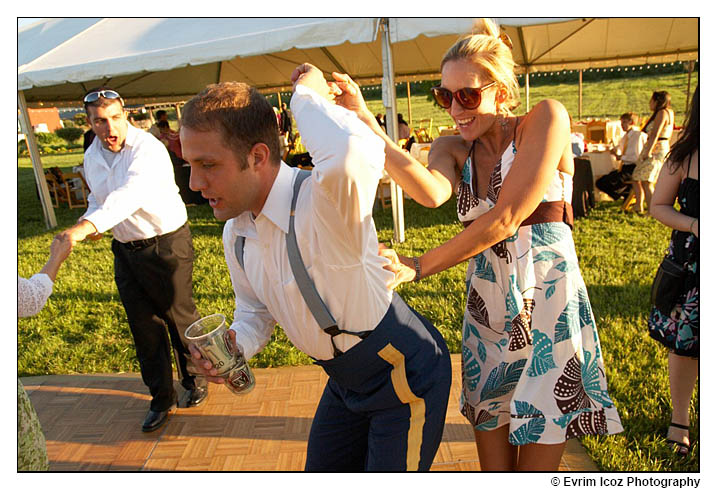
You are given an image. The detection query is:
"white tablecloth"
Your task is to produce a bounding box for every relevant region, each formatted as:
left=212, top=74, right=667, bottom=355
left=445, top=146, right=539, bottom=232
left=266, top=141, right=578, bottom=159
left=583, top=152, right=619, bottom=179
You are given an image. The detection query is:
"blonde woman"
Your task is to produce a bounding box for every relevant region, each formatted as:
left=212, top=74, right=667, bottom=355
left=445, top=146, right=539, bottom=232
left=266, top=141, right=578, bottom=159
left=631, top=91, right=674, bottom=214
left=331, top=18, right=623, bottom=470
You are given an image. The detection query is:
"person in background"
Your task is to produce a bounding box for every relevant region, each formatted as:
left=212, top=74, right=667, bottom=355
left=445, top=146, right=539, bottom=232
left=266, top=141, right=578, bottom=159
left=18, top=234, right=73, bottom=471
left=180, top=65, right=451, bottom=471
left=631, top=91, right=674, bottom=214
left=595, top=112, right=647, bottom=201
left=148, top=109, right=169, bottom=139
left=648, top=86, right=698, bottom=457
left=331, top=17, right=623, bottom=471
left=157, top=120, right=184, bottom=160
left=55, top=87, right=207, bottom=433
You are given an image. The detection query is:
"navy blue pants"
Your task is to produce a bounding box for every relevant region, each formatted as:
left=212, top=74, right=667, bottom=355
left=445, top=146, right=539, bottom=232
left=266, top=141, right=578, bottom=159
left=305, top=293, right=451, bottom=471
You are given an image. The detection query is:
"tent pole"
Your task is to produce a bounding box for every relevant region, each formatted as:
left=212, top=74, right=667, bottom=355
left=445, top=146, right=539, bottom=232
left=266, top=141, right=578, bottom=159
left=277, top=92, right=282, bottom=108
left=578, top=69, right=583, bottom=120
left=406, top=81, right=412, bottom=127
left=685, top=60, right=694, bottom=114
left=18, top=90, right=57, bottom=229
left=381, top=18, right=405, bottom=244
left=174, top=103, right=182, bottom=122
left=524, top=67, right=530, bottom=114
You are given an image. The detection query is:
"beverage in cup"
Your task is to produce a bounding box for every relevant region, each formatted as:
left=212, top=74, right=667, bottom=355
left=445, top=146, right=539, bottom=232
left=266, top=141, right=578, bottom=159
left=185, top=313, right=255, bottom=395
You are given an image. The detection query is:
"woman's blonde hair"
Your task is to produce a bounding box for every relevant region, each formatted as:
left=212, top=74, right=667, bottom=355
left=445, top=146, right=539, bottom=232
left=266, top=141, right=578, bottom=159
left=441, top=18, right=520, bottom=113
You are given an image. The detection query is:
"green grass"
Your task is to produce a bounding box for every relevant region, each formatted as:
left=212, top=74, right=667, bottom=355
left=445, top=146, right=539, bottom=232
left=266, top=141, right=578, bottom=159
left=18, top=72, right=698, bottom=471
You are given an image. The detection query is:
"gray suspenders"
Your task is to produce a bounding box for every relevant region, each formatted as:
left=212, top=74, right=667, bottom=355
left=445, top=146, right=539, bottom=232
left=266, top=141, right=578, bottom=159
left=234, top=169, right=370, bottom=358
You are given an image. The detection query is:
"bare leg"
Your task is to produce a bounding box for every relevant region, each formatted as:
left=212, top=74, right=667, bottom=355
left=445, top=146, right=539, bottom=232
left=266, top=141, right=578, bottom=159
left=516, top=442, right=567, bottom=471
left=474, top=426, right=517, bottom=471
left=632, top=181, right=644, bottom=213
left=641, top=181, right=654, bottom=211
left=666, top=352, right=698, bottom=448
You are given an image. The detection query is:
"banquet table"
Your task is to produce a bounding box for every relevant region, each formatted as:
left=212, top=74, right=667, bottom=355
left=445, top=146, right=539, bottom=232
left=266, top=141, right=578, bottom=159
left=582, top=151, right=620, bottom=201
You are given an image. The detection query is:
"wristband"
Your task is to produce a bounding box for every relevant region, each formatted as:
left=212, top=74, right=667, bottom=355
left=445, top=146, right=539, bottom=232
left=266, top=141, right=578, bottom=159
left=412, top=256, right=422, bottom=282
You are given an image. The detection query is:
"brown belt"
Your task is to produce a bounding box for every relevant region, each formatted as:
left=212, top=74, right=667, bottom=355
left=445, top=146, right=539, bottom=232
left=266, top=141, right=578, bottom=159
left=462, top=200, right=574, bottom=230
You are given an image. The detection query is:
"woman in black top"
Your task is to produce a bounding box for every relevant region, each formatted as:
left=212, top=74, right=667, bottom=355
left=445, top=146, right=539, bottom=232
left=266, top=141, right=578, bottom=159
left=648, top=85, right=699, bottom=457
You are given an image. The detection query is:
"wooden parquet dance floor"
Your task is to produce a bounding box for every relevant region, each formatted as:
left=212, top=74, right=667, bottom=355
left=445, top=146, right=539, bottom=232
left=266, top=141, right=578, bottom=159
left=22, top=354, right=596, bottom=471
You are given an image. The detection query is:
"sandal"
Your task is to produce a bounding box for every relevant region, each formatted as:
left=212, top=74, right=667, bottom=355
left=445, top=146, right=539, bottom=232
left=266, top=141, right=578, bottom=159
left=666, top=422, right=691, bottom=456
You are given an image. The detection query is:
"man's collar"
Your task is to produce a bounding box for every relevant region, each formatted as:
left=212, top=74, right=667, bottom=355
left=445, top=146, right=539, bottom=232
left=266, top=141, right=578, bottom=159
left=258, top=161, right=294, bottom=234
left=229, top=161, right=295, bottom=238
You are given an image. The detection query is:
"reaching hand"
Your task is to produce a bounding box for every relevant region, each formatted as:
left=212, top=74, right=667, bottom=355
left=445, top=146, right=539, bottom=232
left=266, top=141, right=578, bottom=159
left=378, top=243, right=417, bottom=289
left=331, top=72, right=375, bottom=127
left=291, top=63, right=341, bottom=102
left=49, top=234, right=73, bottom=264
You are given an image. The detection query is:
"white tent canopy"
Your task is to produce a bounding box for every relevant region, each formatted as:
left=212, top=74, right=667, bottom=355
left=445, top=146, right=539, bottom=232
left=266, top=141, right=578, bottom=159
left=18, top=17, right=698, bottom=233
left=19, top=18, right=477, bottom=106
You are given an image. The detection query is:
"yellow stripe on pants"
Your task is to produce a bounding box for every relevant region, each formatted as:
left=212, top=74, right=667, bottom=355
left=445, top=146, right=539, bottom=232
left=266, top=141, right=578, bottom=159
left=377, top=343, right=426, bottom=471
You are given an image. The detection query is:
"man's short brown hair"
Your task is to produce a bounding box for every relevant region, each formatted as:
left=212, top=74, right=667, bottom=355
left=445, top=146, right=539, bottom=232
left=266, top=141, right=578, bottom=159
left=620, top=112, right=638, bottom=126
left=181, top=82, right=281, bottom=168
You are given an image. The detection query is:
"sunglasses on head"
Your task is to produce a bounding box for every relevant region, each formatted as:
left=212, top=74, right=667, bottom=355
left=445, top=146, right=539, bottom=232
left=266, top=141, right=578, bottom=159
left=431, top=82, right=496, bottom=110
left=83, top=89, right=122, bottom=104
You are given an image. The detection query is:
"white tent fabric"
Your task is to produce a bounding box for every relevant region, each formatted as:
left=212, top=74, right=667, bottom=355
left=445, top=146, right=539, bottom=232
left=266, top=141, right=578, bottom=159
left=501, top=17, right=698, bottom=72
left=19, top=18, right=483, bottom=106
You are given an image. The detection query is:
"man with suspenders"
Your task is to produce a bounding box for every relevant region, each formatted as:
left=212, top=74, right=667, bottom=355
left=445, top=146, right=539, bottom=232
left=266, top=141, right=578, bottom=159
left=180, top=64, right=451, bottom=471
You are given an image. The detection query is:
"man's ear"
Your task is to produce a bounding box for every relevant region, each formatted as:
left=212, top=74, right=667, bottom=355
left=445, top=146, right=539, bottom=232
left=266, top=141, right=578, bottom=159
left=247, top=142, right=271, bottom=170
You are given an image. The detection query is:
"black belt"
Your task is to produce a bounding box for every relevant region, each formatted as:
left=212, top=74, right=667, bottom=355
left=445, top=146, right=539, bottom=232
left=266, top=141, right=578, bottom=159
left=120, top=222, right=187, bottom=252
left=657, top=137, right=668, bottom=141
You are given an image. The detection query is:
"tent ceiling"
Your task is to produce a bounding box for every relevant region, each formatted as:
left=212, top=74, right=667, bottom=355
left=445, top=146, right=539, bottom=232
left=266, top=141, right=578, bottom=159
left=19, top=18, right=698, bottom=108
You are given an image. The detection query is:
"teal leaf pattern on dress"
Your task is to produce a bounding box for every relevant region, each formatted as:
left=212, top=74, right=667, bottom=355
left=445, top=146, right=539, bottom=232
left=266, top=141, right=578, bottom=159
left=509, top=417, right=546, bottom=445
left=474, top=253, right=497, bottom=283
left=526, top=330, right=557, bottom=377
left=581, top=348, right=614, bottom=407
left=514, top=400, right=543, bottom=417
left=533, top=251, right=562, bottom=263
left=577, top=286, right=594, bottom=328
left=480, top=359, right=527, bottom=402
left=475, top=410, right=500, bottom=431
left=553, top=413, right=575, bottom=429
left=531, top=222, right=570, bottom=248
left=555, top=260, right=577, bottom=274
left=462, top=345, right=481, bottom=392
left=554, top=295, right=580, bottom=343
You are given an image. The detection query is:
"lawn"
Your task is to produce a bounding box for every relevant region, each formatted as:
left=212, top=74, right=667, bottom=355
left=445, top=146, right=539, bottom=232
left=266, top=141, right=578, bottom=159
left=17, top=71, right=698, bottom=471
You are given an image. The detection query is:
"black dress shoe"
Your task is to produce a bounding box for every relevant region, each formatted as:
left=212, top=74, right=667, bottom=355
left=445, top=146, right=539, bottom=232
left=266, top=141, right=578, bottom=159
left=186, top=384, right=208, bottom=408
left=142, top=406, right=174, bottom=433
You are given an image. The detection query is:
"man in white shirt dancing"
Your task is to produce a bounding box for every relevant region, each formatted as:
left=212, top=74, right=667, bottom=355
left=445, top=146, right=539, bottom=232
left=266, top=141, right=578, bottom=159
left=181, top=64, right=451, bottom=471
left=56, top=88, right=207, bottom=433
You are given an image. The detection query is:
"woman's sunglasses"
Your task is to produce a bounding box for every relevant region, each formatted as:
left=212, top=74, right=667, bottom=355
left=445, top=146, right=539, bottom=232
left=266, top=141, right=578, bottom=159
left=83, top=89, right=122, bottom=104
left=431, top=82, right=496, bottom=110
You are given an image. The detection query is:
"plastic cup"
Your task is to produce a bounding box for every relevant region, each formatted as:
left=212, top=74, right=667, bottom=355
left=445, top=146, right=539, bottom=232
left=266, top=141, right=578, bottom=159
left=185, top=314, right=236, bottom=376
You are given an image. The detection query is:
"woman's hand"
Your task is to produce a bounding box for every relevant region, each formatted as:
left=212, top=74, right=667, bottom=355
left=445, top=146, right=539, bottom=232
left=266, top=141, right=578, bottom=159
left=378, top=243, right=416, bottom=289
left=291, top=63, right=342, bottom=102
left=331, top=72, right=375, bottom=127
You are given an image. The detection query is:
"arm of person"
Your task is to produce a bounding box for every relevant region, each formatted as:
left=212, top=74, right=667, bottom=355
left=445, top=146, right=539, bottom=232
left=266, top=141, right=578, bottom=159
left=331, top=72, right=458, bottom=208
left=290, top=64, right=386, bottom=258
left=81, top=142, right=171, bottom=234
left=188, top=226, right=277, bottom=382
left=639, top=110, right=669, bottom=160
left=414, top=99, right=570, bottom=279
left=650, top=153, right=698, bottom=237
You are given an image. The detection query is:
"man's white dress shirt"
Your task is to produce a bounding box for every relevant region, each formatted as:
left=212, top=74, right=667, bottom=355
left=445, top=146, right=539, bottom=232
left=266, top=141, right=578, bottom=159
left=81, top=123, right=187, bottom=242
left=615, top=127, right=647, bottom=164
left=223, top=84, right=394, bottom=361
